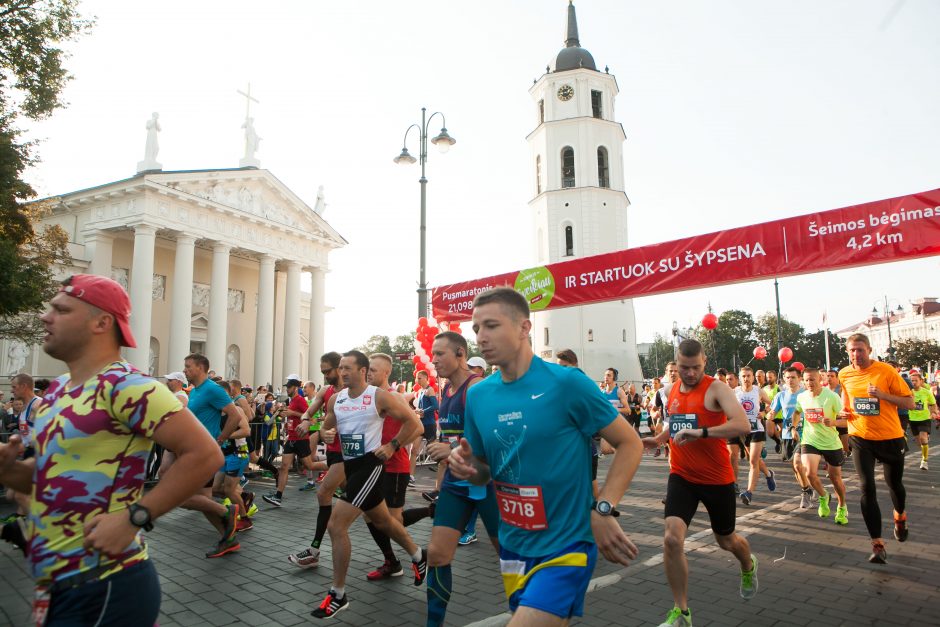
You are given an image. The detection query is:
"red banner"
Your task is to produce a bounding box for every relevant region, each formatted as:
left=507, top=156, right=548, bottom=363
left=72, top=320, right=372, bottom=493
left=432, top=188, right=940, bottom=321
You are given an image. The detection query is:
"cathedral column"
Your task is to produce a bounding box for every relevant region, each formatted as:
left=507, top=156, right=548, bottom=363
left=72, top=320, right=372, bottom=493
left=167, top=235, right=196, bottom=371
left=282, top=261, right=301, bottom=379
left=254, top=254, right=276, bottom=386
left=127, top=223, right=157, bottom=371
left=84, top=230, right=114, bottom=277
left=307, top=266, right=326, bottom=385
left=206, top=242, right=231, bottom=374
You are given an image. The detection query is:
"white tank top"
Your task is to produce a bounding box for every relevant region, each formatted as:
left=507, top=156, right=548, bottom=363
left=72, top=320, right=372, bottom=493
left=334, top=385, right=384, bottom=459
left=735, top=386, right=763, bottom=433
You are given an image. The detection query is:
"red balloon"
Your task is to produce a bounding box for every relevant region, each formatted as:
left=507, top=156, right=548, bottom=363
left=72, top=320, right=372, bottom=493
left=778, top=347, right=793, bottom=363
left=418, top=317, right=428, bottom=327
left=792, top=361, right=805, bottom=372
left=449, top=322, right=461, bottom=332
left=702, top=313, right=718, bottom=330
left=753, top=346, right=767, bottom=360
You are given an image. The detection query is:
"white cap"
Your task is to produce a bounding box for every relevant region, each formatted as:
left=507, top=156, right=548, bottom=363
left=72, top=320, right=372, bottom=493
left=284, top=373, right=302, bottom=385
left=165, top=372, right=188, bottom=384
left=467, top=357, right=487, bottom=370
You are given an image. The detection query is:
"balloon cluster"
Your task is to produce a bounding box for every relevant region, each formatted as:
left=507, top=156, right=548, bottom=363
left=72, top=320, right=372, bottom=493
left=413, top=317, right=461, bottom=392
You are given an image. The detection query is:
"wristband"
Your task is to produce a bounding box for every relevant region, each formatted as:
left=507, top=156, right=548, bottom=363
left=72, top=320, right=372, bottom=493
left=701, top=427, right=709, bottom=439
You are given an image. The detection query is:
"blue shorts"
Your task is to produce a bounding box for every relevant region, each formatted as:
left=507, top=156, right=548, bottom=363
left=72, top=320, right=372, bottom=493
left=222, top=454, right=248, bottom=478
left=499, top=540, right=597, bottom=618
left=433, top=481, right=500, bottom=538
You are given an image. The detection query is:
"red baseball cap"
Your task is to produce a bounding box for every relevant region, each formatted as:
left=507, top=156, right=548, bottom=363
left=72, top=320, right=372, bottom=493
left=59, top=274, right=137, bottom=348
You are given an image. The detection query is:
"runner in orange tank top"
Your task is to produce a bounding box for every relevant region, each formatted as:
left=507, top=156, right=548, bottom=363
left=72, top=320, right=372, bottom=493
left=641, top=339, right=758, bottom=627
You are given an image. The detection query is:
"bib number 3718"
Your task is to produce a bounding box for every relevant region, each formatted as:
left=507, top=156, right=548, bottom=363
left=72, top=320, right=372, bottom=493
left=669, top=413, right=698, bottom=438
left=494, top=482, right=548, bottom=530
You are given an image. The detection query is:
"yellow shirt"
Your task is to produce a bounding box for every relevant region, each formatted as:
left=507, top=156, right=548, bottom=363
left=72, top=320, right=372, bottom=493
left=838, top=361, right=910, bottom=441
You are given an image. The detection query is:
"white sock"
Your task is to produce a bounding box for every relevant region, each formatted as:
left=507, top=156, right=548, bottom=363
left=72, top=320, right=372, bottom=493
left=331, top=586, right=345, bottom=598
left=411, top=548, right=423, bottom=562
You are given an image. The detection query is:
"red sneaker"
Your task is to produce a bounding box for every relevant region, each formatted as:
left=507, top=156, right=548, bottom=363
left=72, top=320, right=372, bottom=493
left=366, top=559, right=403, bottom=581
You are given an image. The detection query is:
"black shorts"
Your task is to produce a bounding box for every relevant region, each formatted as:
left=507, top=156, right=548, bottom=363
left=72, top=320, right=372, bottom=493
left=745, top=432, right=766, bottom=445
left=421, top=422, right=437, bottom=442
left=836, top=426, right=848, bottom=436
left=664, top=473, right=736, bottom=536
left=283, top=439, right=311, bottom=459
left=800, top=444, right=845, bottom=467
left=326, top=450, right=344, bottom=466
left=591, top=455, right=599, bottom=481
left=782, top=439, right=798, bottom=460
left=342, top=453, right=386, bottom=511
left=899, top=414, right=910, bottom=432
left=383, top=472, right=410, bottom=508
left=910, top=420, right=932, bottom=436
left=773, top=418, right=783, bottom=425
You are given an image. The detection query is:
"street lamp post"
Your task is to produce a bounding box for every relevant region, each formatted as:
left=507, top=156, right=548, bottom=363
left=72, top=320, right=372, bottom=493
left=872, top=296, right=904, bottom=360
left=394, top=107, right=456, bottom=319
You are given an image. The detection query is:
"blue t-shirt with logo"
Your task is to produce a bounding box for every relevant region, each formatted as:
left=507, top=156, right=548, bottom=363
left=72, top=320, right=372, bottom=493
left=770, top=386, right=803, bottom=440
left=188, top=379, right=232, bottom=438
left=465, top=356, right=619, bottom=556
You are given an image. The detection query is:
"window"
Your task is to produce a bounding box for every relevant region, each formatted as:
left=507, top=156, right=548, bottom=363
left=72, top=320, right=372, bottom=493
left=588, top=329, right=594, bottom=342
left=561, top=147, right=575, bottom=188
left=622, top=329, right=627, bottom=342
left=591, top=90, right=603, bottom=118
left=538, top=99, right=545, bottom=124
left=597, top=147, right=609, bottom=188
left=544, top=328, right=550, bottom=345
left=565, top=225, right=574, bottom=256
left=535, top=155, right=542, bottom=194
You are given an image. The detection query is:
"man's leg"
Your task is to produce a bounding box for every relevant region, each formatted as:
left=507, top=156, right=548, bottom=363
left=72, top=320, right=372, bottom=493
left=327, top=500, right=363, bottom=590
left=804, top=454, right=825, bottom=495
left=507, top=608, right=569, bottom=627
left=829, top=465, right=847, bottom=507
left=663, top=516, right=690, bottom=611
left=368, top=500, right=419, bottom=556
left=312, top=461, right=346, bottom=548
left=276, top=452, right=295, bottom=495
left=714, top=531, right=753, bottom=571
left=851, top=438, right=883, bottom=541
left=746, top=442, right=762, bottom=493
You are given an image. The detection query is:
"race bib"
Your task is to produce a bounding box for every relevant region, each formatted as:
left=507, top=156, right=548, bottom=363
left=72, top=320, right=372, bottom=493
left=669, top=413, right=698, bottom=438
left=853, top=397, right=880, bottom=416
left=494, top=482, right=548, bottom=530
left=914, top=401, right=924, bottom=411
left=805, top=408, right=824, bottom=424
left=33, top=585, right=50, bottom=627
left=441, top=434, right=460, bottom=448
left=340, top=433, right=365, bottom=457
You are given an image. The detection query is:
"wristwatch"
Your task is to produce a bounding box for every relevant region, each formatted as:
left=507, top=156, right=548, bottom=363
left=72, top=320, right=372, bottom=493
left=390, top=438, right=401, bottom=451
left=592, top=500, right=614, bottom=516
left=701, top=427, right=709, bottom=439
left=128, top=503, right=153, bottom=532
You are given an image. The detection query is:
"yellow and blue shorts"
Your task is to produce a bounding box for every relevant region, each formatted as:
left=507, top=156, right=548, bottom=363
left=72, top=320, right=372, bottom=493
left=499, top=540, right=597, bottom=618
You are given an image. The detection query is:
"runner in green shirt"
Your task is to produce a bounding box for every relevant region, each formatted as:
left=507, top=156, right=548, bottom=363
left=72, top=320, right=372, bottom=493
left=908, top=370, right=938, bottom=470
left=795, top=368, right=848, bottom=525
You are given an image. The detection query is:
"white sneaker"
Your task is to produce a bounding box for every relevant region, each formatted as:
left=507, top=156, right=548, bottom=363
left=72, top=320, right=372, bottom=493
left=288, top=547, right=320, bottom=569
left=799, top=491, right=811, bottom=509
left=920, top=459, right=928, bottom=471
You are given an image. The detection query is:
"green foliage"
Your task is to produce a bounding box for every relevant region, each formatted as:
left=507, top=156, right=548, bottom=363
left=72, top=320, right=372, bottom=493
left=640, top=334, right=674, bottom=378
left=892, top=338, right=940, bottom=370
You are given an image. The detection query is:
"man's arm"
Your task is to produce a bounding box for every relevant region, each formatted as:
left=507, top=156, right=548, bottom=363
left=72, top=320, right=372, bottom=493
left=447, top=439, right=491, bottom=485
left=592, top=415, right=642, bottom=565
left=872, top=387, right=914, bottom=410
left=217, top=402, right=241, bottom=441
left=229, top=413, right=250, bottom=440
left=0, top=435, right=34, bottom=493
left=373, top=389, right=422, bottom=462
left=674, top=382, right=749, bottom=445
left=615, top=388, right=631, bottom=417
left=319, top=396, right=338, bottom=443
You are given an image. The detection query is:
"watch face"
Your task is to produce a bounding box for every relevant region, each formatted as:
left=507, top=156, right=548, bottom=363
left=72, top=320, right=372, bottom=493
left=596, top=500, right=612, bottom=514
left=557, top=84, right=574, bottom=101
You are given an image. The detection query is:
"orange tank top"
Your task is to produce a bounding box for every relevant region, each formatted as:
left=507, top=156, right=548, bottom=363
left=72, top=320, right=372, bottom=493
left=667, top=375, right=734, bottom=485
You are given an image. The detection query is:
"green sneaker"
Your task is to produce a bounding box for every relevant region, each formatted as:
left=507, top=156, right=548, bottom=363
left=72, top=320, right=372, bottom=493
left=818, top=492, right=831, bottom=518
left=740, top=554, right=758, bottom=599
left=658, top=607, right=692, bottom=627
left=834, top=505, right=848, bottom=525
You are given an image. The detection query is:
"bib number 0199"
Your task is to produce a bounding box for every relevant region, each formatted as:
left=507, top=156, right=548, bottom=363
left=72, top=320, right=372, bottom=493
left=669, top=414, right=698, bottom=438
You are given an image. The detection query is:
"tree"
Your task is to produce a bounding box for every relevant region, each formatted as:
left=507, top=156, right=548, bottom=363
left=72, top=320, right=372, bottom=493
left=797, top=329, right=847, bottom=370
left=892, top=338, right=940, bottom=370
left=754, top=312, right=806, bottom=373
left=0, top=2, right=91, bottom=341
left=640, top=334, right=674, bottom=379
left=707, top=309, right=756, bottom=371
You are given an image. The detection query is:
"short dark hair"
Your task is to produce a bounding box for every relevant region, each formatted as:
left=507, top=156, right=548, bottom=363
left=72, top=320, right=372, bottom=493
left=34, top=378, right=50, bottom=392
left=343, top=349, right=369, bottom=372
left=803, top=367, right=821, bottom=376
left=415, top=370, right=429, bottom=379
left=605, top=367, right=619, bottom=380
left=434, top=331, right=468, bottom=357
left=473, top=287, right=529, bottom=320
left=321, top=351, right=342, bottom=368
left=185, top=353, right=210, bottom=371
left=677, top=339, right=703, bottom=358
left=715, top=368, right=728, bottom=376
left=11, top=373, right=33, bottom=388
left=846, top=333, right=871, bottom=347
left=783, top=367, right=800, bottom=376
left=556, top=349, right=578, bottom=366
left=739, top=366, right=754, bottom=375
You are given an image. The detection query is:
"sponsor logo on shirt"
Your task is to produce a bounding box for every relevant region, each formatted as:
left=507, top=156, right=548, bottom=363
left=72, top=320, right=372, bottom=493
left=498, top=411, right=523, bottom=423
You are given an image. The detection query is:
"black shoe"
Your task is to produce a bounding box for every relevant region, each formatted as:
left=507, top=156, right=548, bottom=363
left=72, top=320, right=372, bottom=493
left=421, top=490, right=439, bottom=503
left=1, top=519, right=27, bottom=555
left=311, top=590, right=349, bottom=619
left=412, top=548, right=428, bottom=586
left=868, top=540, right=887, bottom=564
left=775, top=441, right=782, bottom=454
left=894, top=515, right=909, bottom=542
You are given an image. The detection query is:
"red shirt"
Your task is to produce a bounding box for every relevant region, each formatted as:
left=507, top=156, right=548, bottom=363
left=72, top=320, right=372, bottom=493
left=381, top=412, right=410, bottom=473
left=667, top=375, right=734, bottom=485
left=285, top=393, right=309, bottom=441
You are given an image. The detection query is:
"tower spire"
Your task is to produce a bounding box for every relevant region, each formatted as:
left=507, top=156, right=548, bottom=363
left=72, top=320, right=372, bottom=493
left=565, top=1, right=580, bottom=48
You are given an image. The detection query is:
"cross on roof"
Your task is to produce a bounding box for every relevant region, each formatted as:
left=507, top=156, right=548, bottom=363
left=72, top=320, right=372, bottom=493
left=236, top=82, right=260, bottom=120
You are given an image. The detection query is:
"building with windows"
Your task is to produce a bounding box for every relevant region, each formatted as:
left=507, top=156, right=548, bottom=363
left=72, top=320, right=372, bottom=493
left=529, top=2, right=642, bottom=382
left=836, top=298, right=940, bottom=362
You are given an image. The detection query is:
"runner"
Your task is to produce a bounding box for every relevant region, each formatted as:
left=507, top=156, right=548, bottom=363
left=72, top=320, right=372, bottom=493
left=448, top=287, right=643, bottom=626
left=311, top=350, right=427, bottom=619
left=642, top=339, right=758, bottom=627
left=0, top=274, right=223, bottom=624
left=424, top=331, right=499, bottom=627
left=908, top=369, right=938, bottom=470
left=795, top=368, right=849, bottom=525
left=838, top=333, right=913, bottom=563
left=736, top=367, right=775, bottom=505
left=410, top=370, right=440, bottom=486
left=762, top=370, right=783, bottom=454
left=216, top=380, right=253, bottom=531
left=770, top=367, right=811, bottom=506
left=827, top=368, right=850, bottom=455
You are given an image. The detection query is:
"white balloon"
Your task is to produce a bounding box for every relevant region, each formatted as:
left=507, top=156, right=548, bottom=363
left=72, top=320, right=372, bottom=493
left=428, top=317, right=438, bottom=328
left=420, top=355, right=430, bottom=365
left=415, top=345, right=426, bottom=357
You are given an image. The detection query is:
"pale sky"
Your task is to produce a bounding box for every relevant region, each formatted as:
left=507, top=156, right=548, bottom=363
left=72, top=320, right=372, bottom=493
left=23, top=0, right=940, bottom=352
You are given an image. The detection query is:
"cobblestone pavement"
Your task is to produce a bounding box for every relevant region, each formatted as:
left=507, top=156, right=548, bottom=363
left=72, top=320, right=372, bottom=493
left=2, top=444, right=938, bottom=626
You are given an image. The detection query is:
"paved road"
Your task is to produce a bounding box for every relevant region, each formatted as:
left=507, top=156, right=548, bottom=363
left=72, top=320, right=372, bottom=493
left=2, top=444, right=938, bottom=626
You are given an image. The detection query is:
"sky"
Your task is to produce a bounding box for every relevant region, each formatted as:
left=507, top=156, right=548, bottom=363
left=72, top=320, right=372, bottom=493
left=22, top=0, right=940, bottom=352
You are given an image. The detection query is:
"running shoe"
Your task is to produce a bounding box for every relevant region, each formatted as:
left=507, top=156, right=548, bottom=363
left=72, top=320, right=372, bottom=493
left=799, top=490, right=812, bottom=509
left=653, top=447, right=661, bottom=458
left=0, top=513, right=20, bottom=525
left=242, top=491, right=255, bottom=511
left=775, top=440, right=781, bottom=454
left=834, top=505, right=848, bottom=525
left=765, top=470, right=776, bottom=492
left=366, top=559, right=403, bottom=580
left=740, top=490, right=752, bottom=505
left=408, top=475, right=416, bottom=486
left=760, top=447, right=767, bottom=459
left=868, top=540, right=887, bottom=564
left=412, top=548, right=428, bottom=586
left=732, top=483, right=739, bottom=497
left=236, top=517, right=254, bottom=532
left=739, top=554, right=758, bottom=599
left=818, top=493, right=830, bottom=518
left=222, top=504, right=239, bottom=541
left=333, top=488, right=345, bottom=499
left=458, top=532, right=478, bottom=546
left=299, top=482, right=318, bottom=492
left=262, top=492, right=282, bottom=507
left=0, top=518, right=27, bottom=555
left=893, top=513, right=909, bottom=542
left=422, top=490, right=440, bottom=503
left=239, top=475, right=249, bottom=489
left=288, top=547, right=320, bottom=569
left=920, top=459, right=929, bottom=471
left=658, top=607, right=692, bottom=627
left=206, top=537, right=240, bottom=558
left=311, top=590, right=348, bottom=619
left=246, top=503, right=259, bottom=518
left=317, top=471, right=327, bottom=482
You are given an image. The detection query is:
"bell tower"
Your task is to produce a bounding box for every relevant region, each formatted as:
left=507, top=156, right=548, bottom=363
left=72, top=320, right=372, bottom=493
left=528, top=1, right=642, bottom=382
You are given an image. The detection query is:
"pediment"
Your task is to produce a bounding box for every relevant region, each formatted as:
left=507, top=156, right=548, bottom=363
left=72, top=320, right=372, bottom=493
left=191, top=313, right=209, bottom=330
